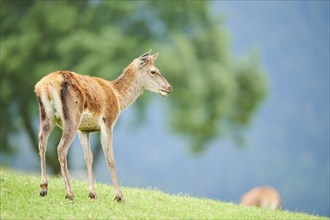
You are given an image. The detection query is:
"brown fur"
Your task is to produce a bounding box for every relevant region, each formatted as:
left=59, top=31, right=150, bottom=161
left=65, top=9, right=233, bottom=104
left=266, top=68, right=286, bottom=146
left=112, top=61, right=135, bottom=96
left=35, top=70, right=120, bottom=129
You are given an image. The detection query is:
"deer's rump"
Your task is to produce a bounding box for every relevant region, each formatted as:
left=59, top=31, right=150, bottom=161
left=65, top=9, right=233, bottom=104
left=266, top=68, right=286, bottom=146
left=34, top=71, right=119, bottom=132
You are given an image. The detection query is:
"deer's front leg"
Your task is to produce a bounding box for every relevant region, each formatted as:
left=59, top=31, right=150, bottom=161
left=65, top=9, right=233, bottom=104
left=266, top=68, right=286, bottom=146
left=100, top=121, right=124, bottom=203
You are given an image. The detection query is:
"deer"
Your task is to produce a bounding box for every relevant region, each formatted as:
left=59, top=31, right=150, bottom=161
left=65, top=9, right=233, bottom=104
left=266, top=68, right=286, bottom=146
left=240, top=186, right=281, bottom=210
left=34, top=50, right=172, bottom=202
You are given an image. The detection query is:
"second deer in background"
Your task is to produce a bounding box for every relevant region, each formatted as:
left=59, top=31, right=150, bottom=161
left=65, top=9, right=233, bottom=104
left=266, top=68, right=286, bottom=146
left=240, top=186, right=281, bottom=210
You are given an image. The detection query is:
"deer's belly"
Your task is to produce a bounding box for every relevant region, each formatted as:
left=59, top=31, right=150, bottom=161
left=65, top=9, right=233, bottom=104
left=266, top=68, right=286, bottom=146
left=78, top=111, right=100, bottom=132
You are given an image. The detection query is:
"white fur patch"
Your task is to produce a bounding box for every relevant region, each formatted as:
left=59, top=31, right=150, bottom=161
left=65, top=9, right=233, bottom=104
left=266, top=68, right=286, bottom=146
left=51, top=88, right=63, bottom=120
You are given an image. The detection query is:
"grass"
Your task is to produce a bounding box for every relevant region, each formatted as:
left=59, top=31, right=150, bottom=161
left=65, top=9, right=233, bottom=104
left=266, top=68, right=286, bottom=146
left=0, top=168, right=328, bottom=220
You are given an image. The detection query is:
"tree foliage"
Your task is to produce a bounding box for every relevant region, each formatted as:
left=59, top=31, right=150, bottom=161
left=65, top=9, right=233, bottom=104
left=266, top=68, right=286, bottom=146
left=0, top=0, right=267, bottom=170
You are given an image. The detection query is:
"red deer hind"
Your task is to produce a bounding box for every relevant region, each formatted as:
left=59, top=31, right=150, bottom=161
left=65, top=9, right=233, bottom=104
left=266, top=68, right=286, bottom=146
left=240, top=186, right=281, bottom=210
left=34, top=50, right=172, bottom=202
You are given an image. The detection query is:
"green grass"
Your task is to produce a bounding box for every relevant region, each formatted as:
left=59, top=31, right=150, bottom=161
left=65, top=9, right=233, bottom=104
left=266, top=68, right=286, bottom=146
left=0, top=168, right=328, bottom=220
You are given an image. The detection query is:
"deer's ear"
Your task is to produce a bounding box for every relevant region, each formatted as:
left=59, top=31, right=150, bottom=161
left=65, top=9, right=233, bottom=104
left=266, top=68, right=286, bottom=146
left=151, top=52, right=159, bottom=61
left=138, top=49, right=152, bottom=67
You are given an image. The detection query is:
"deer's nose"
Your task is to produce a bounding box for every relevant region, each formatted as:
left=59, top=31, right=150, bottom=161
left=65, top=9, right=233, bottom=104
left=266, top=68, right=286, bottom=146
left=168, top=85, right=173, bottom=92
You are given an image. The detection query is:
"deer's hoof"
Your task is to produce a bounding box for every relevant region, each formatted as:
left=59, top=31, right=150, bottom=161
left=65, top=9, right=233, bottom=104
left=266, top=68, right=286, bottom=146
left=114, top=195, right=124, bottom=203
left=39, top=189, right=47, bottom=197
left=39, top=183, right=48, bottom=197
left=65, top=194, right=75, bottom=200
left=88, top=192, right=97, bottom=199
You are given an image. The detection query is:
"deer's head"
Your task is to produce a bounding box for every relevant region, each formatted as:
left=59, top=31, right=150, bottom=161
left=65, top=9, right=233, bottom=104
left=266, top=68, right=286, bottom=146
left=135, top=50, right=173, bottom=97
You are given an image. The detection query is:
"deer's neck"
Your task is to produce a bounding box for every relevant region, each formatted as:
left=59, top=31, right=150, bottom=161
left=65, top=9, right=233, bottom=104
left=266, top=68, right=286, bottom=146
left=111, top=63, right=144, bottom=110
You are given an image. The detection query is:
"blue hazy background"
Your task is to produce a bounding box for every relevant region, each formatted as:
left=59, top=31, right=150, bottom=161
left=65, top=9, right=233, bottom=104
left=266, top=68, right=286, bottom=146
left=3, top=1, right=329, bottom=217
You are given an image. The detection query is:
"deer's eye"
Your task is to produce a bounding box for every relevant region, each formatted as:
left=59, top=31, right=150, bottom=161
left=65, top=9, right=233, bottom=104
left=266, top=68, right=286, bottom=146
left=151, top=70, right=156, bottom=75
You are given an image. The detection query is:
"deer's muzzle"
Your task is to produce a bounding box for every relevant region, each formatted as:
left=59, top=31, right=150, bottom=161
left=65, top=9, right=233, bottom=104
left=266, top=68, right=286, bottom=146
left=160, top=85, right=173, bottom=97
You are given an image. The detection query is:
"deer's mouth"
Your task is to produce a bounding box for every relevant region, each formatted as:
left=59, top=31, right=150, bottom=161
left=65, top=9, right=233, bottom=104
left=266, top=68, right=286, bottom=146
left=160, top=89, right=169, bottom=97
left=160, top=88, right=172, bottom=97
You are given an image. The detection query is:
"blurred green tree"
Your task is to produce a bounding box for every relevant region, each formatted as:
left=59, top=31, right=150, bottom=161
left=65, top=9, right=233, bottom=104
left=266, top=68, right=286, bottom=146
left=0, top=0, right=267, bottom=173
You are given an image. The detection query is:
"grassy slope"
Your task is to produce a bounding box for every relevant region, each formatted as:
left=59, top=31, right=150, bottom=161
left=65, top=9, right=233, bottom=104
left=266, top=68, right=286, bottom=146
left=0, top=168, right=328, bottom=220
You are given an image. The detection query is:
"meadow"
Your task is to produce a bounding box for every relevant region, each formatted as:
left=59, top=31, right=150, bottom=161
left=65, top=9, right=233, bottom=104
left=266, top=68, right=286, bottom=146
left=1, top=168, right=328, bottom=220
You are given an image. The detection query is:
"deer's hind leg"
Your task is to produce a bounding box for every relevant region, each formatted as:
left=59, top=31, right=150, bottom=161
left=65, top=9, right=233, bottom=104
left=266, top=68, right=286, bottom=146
left=55, top=82, right=84, bottom=200
left=78, top=131, right=96, bottom=199
left=57, top=122, right=79, bottom=200
left=37, top=95, right=54, bottom=197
